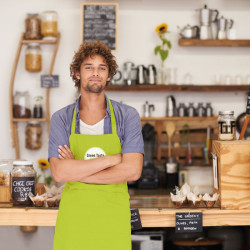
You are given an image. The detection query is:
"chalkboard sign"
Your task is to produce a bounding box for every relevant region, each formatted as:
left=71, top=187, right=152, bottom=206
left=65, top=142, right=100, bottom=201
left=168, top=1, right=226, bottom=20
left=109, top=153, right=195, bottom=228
left=131, top=209, right=142, bottom=231
left=175, top=212, right=203, bottom=233
left=12, top=177, right=36, bottom=200
left=41, top=75, right=59, bottom=88
left=246, top=84, right=250, bottom=114
left=81, top=3, right=118, bottom=51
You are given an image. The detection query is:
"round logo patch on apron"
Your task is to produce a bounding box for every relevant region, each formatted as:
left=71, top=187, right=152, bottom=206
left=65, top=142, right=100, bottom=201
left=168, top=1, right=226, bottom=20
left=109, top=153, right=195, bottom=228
left=84, top=147, right=106, bottom=160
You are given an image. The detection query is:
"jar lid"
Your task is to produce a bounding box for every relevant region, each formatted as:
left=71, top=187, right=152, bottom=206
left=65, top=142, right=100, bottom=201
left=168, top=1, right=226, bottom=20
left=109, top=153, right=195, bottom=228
left=27, top=121, right=41, bottom=125
left=218, top=110, right=234, bottom=115
left=15, top=90, right=28, bottom=94
left=27, top=43, right=40, bottom=47
left=27, top=13, right=39, bottom=16
left=13, top=160, right=33, bottom=166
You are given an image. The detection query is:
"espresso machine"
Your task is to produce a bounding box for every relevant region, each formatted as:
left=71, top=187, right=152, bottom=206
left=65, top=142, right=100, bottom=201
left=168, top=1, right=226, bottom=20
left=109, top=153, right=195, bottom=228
left=196, top=5, right=219, bottom=40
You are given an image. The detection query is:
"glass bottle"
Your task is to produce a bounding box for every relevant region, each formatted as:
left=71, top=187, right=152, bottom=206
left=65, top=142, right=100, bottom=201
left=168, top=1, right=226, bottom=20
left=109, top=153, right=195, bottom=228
left=24, top=13, right=41, bottom=40
left=217, top=111, right=236, bottom=140
left=177, top=103, right=186, bottom=117
left=33, top=96, right=43, bottom=118
left=11, top=161, right=36, bottom=206
left=25, top=122, right=43, bottom=150
left=205, top=103, right=213, bottom=117
left=197, top=103, right=205, bottom=117
left=13, top=91, right=31, bottom=118
left=187, top=103, right=195, bottom=117
left=41, top=11, right=58, bottom=39
left=25, top=43, right=42, bottom=72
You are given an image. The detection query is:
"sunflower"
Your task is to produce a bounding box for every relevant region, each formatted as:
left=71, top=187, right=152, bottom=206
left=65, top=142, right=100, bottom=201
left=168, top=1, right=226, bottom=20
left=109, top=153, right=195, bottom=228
left=38, top=159, right=50, bottom=170
left=155, top=23, right=168, bottom=34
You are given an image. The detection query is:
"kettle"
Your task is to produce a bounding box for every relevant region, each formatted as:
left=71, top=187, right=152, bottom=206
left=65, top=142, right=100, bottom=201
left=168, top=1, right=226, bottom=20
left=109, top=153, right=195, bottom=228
left=136, top=65, right=149, bottom=85
left=178, top=24, right=200, bottom=39
left=123, top=61, right=135, bottom=85
left=196, top=5, right=219, bottom=26
left=148, top=64, right=157, bottom=85
left=217, top=16, right=234, bottom=40
left=166, top=95, right=177, bottom=117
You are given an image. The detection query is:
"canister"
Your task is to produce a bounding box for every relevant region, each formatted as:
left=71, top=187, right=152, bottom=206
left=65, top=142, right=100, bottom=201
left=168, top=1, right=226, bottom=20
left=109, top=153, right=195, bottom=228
left=25, top=43, right=42, bottom=72
left=11, top=161, right=36, bottom=206
left=41, top=10, right=58, bottom=39
left=24, top=13, right=41, bottom=40
left=217, top=111, right=236, bottom=140
left=0, top=160, right=13, bottom=203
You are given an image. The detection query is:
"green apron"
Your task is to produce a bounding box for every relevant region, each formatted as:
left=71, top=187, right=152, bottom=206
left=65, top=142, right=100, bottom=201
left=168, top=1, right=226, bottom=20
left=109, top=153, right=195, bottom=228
left=53, top=99, right=131, bottom=250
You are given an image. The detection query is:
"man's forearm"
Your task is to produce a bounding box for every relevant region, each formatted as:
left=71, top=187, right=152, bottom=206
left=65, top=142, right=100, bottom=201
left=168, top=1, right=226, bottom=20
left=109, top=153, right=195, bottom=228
left=81, top=163, right=134, bottom=184
left=50, top=155, right=121, bottom=182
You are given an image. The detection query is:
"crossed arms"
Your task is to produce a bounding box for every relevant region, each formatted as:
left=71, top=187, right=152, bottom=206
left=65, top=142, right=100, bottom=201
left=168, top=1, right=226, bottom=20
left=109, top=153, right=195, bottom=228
left=49, top=145, right=143, bottom=184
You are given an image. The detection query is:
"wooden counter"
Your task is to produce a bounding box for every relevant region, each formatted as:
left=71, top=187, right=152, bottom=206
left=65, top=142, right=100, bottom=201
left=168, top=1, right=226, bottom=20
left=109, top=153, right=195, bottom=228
left=1, top=196, right=250, bottom=227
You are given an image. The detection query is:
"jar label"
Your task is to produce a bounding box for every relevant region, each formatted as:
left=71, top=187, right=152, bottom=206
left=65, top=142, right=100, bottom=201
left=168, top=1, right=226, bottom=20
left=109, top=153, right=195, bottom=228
left=218, top=121, right=236, bottom=134
left=12, top=177, right=35, bottom=200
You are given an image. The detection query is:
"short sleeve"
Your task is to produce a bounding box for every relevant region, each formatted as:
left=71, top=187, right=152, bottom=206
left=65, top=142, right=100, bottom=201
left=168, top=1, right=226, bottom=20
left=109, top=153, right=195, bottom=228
left=121, top=108, right=144, bottom=155
left=48, top=112, right=70, bottom=160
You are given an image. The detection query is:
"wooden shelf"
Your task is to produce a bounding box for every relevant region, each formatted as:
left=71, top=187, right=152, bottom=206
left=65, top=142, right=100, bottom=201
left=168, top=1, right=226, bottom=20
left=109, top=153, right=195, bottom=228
left=1, top=207, right=250, bottom=227
left=9, top=33, right=61, bottom=159
left=141, top=116, right=217, bottom=121
left=179, top=38, right=250, bottom=47
left=22, top=38, right=57, bottom=44
left=12, top=118, right=47, bottom=122
left=107, top=84, right=249, bottom=92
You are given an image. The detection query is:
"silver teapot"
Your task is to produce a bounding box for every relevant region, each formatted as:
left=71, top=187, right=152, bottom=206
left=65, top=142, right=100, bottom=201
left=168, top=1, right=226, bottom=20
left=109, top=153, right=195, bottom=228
left=178, top=24, right=200, bottom=39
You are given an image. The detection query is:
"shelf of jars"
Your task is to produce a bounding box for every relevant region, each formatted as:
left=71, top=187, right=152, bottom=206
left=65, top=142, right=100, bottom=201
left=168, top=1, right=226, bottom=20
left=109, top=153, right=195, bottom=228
left=12, top=118, right=47, bottom=122
left=178, top=38, right=250, bottom=47
left=106, top=84, right=249, bottom=92
left=9, top=31, right=60, bottom=159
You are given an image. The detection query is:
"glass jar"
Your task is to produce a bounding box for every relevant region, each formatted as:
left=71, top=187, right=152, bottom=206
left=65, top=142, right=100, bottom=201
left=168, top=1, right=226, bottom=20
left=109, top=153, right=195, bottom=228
left=41, top=11, right=58, bottom=39
left=205, top=103, right=213, bottom=117
left=197, top=103, right=205, bottom=117
left=177, top=103, right=186, bottom=117
left=187, top=103, right=195, bottom=117
left=25, top=43, right=42, bottom=72
left=13, top=91, right=31, bottom=118
left=217, top=111, right=236, bottom=140
left=0, top=160, right=13, bottom=203
left=33, top=96, right=43, bottom=118
left=11, top=161, right=36, bottom=206
left=24, top=13, right=41, bottom=40
left=25, top=122, right=42, bottom=150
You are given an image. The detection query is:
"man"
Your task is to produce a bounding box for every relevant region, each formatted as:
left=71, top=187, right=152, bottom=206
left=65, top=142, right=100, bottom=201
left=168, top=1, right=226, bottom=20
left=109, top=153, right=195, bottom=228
left=49, top=41, right=144, bottom=250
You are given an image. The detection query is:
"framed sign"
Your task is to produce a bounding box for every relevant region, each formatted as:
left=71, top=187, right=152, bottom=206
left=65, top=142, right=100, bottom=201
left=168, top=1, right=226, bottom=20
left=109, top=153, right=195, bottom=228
left=81, top=3, right=118, bottom=51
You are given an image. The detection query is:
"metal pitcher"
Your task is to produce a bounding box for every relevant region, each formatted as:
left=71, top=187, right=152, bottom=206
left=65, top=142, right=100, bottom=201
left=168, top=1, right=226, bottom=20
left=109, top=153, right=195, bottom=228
left=196, top=4, right=219, bottom=26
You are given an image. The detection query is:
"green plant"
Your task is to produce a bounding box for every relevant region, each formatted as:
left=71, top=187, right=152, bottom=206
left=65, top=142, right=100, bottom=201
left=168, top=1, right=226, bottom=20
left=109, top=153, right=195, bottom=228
left=154, top=23, right=172, bottom=84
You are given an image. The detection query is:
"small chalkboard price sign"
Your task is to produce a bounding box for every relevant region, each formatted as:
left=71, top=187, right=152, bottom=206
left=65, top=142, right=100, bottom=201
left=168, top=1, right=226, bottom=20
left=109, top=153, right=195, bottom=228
left=130, top=209, right=142, bottom=231
left=175, top=212, right=203, bottom=233
left=81, top=3, right=118, bottom=51
left=41, top=75, right=59, bottom=88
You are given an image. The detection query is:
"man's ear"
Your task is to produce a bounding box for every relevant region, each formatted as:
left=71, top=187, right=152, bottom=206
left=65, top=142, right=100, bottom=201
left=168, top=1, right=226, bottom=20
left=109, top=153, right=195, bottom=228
left=107, top=77, right=111, bottom=81
left=75, top=72, right=80, bottom=79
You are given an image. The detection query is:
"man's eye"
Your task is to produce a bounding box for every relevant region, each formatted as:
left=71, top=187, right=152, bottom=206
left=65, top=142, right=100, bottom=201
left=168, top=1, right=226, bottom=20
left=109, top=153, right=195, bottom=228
left=100, top=67, right=106, bottom=70
left=85, top=66, right=92, bottom=70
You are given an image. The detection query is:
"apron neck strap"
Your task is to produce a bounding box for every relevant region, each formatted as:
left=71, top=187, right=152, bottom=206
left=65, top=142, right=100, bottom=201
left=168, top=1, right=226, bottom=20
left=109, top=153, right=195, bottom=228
left=108, top=98, right=117, bottom=135
left=71, top=98, right=117, bottom=135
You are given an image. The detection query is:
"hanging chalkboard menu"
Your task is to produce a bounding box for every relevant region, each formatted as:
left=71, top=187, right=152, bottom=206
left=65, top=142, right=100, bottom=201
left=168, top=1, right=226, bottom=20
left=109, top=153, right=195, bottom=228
left=81, top=3, right=118, bottom=51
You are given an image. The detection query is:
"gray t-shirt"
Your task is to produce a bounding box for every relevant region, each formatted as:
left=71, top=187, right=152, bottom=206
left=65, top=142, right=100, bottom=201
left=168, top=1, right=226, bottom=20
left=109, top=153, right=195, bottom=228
left=48, top=95, right=144, bottom=159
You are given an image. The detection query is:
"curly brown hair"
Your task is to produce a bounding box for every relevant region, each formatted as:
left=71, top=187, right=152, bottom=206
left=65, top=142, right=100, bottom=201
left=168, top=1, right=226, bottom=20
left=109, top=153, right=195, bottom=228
left=70, top=41, right=118, bottom=89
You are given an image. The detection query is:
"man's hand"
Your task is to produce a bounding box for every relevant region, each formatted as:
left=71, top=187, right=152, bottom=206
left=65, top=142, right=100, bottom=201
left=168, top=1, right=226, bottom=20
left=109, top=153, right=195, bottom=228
left=58, top=145, right=75, bottom=160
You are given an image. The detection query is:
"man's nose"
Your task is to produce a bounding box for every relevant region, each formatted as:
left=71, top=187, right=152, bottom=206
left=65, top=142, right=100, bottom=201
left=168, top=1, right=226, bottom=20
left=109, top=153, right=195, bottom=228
left=92, top=67, right=99, bottom=76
